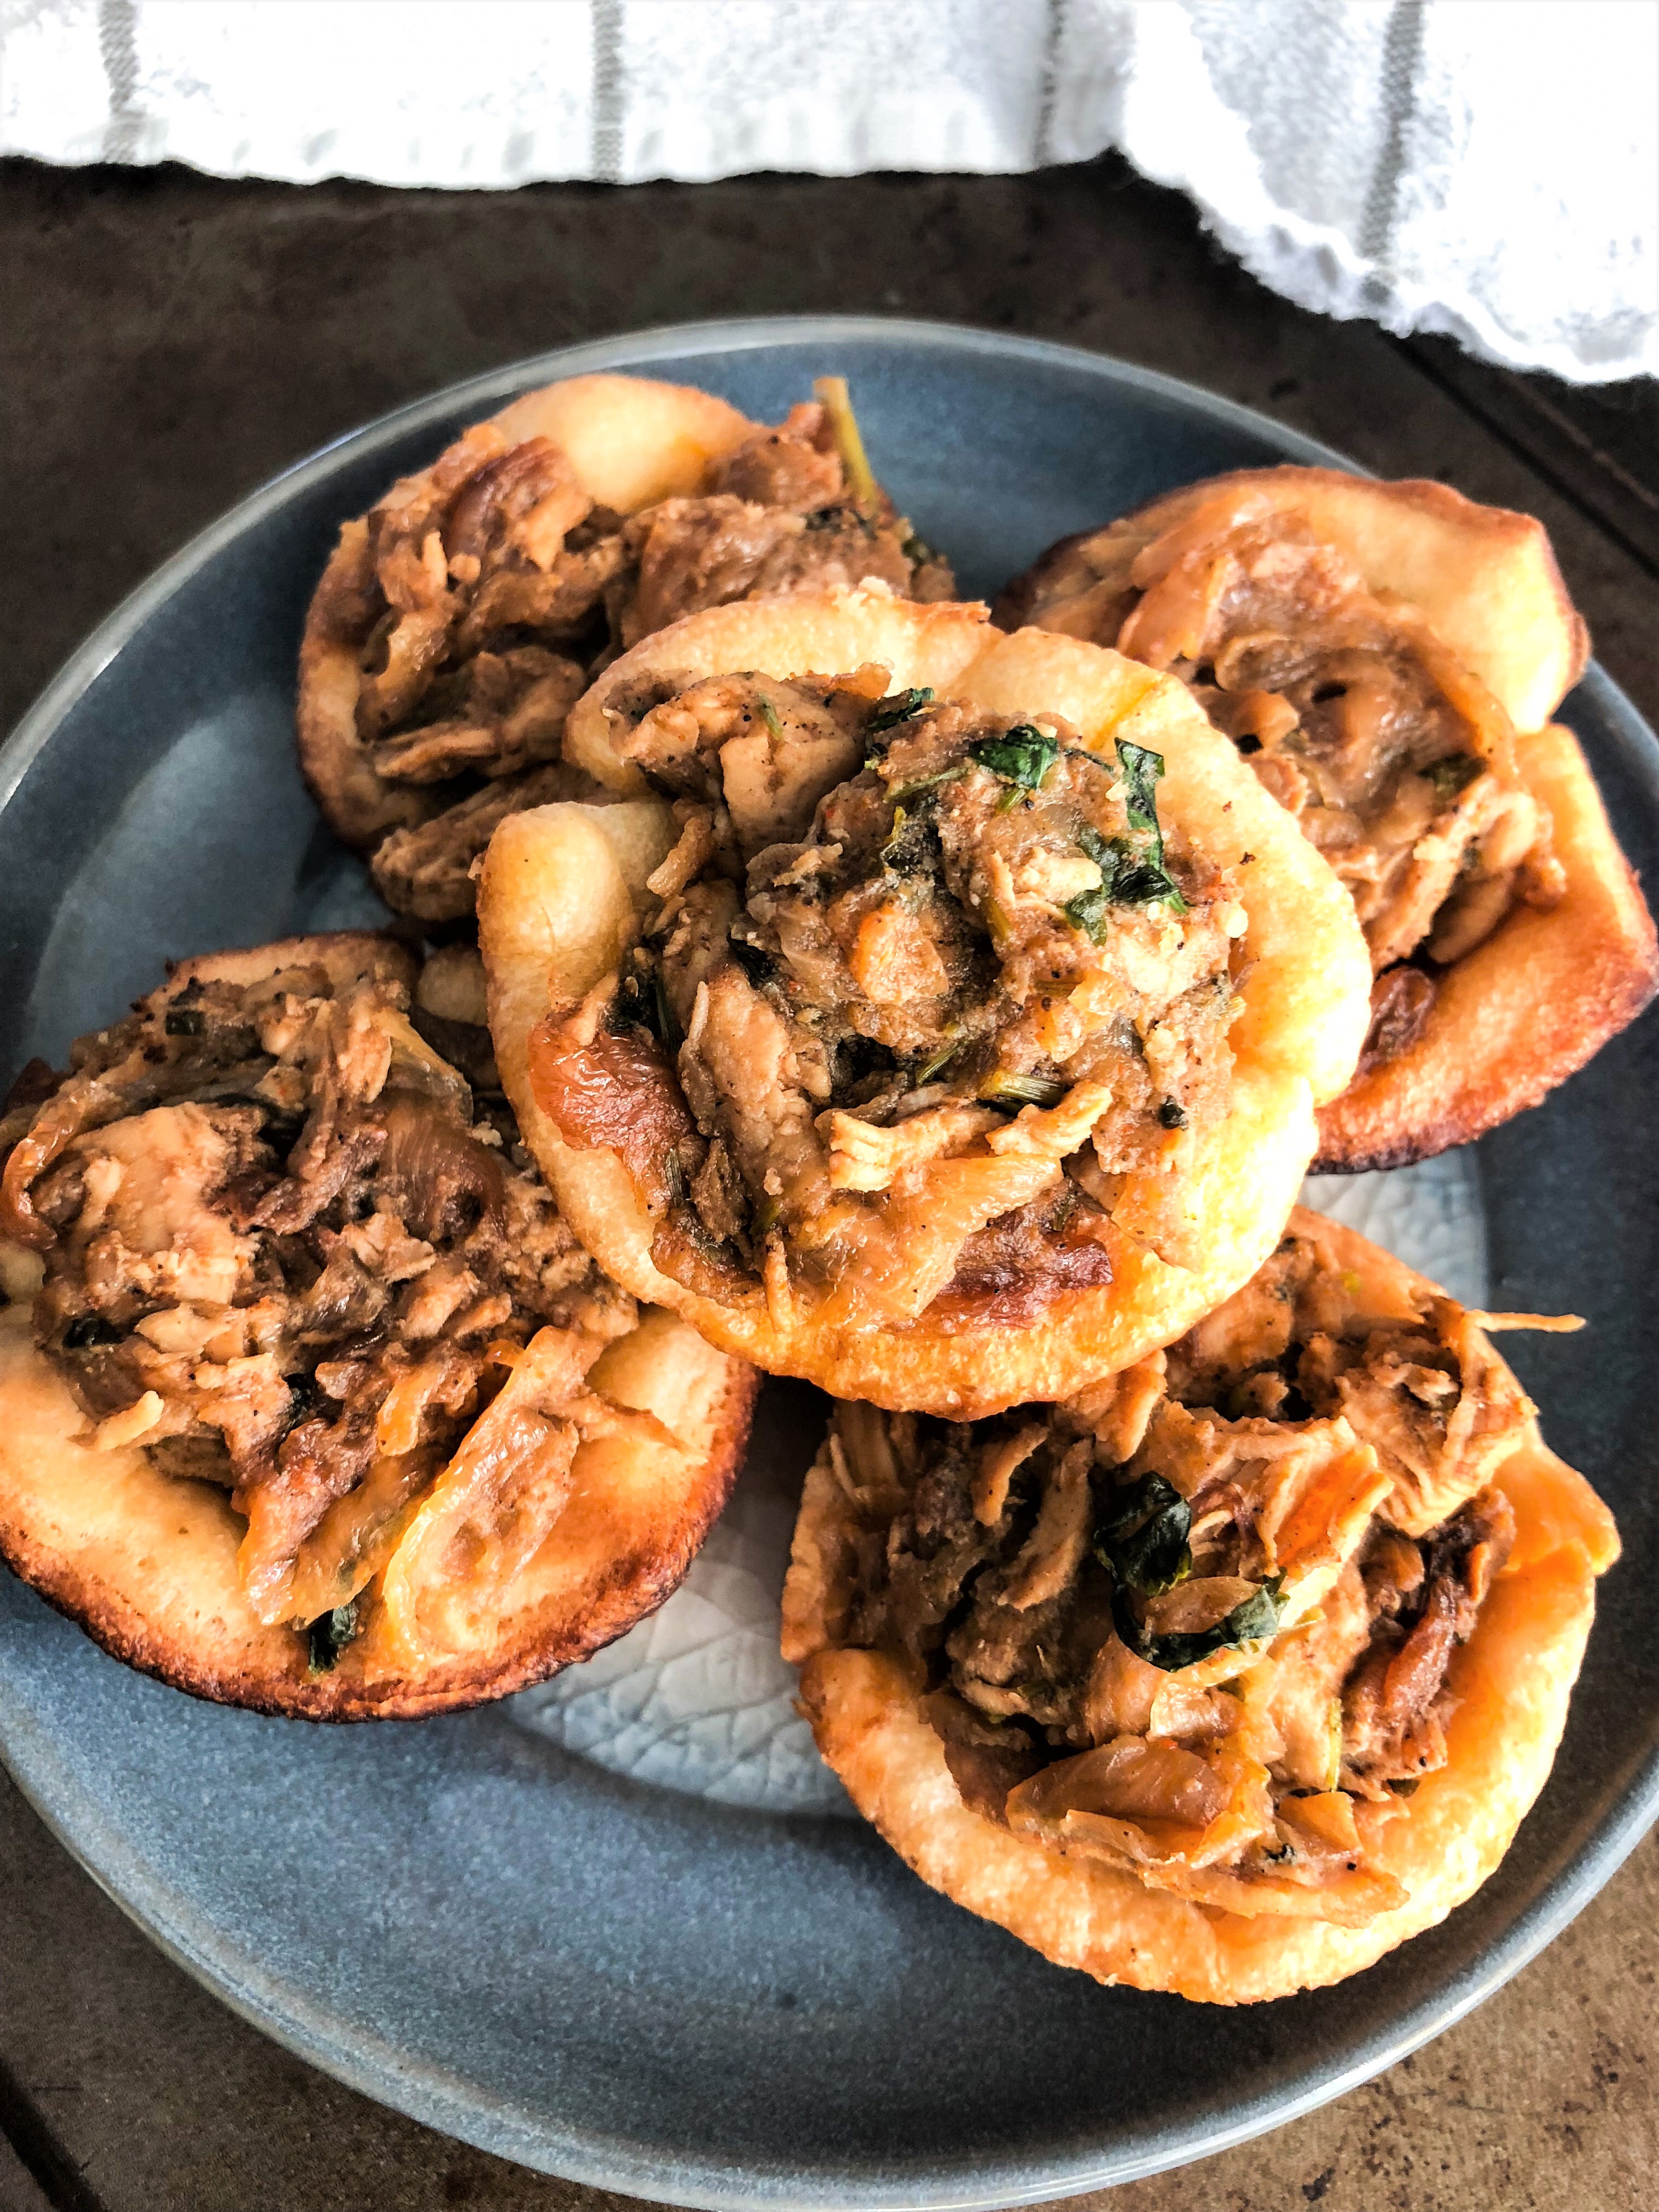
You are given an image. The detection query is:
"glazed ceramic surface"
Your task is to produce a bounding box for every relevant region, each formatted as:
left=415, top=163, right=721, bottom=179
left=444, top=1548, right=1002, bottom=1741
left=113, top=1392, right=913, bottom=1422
left=2, top=320, right=1655, bottom=2208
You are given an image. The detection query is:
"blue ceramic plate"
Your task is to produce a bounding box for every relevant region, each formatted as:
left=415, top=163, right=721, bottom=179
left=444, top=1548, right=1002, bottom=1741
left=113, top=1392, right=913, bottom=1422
left=2, top=319, right=1656, bottom=2208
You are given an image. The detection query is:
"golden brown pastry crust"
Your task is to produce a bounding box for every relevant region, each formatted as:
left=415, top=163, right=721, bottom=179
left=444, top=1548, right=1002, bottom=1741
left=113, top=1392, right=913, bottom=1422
left=0, top=924, right=758, bottom=1719
left=480, top=594, right=1372, bottom=1417
left=1317, top=724, right=1659, bottom=1169
left=785, top=1212, right=1618, bottom=2001
left=297, top=374, right=759, bottom=850
left=998, top=468, right=1654, bottom=1171
left=994, top=466, right=1588, bottom=735
left=0, top=1297, right=755, bottom=1721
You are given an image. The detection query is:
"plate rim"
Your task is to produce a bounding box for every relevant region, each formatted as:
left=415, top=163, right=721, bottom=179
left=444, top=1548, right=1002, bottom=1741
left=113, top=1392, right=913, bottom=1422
left=3, top=311, right=1657, bottom=2209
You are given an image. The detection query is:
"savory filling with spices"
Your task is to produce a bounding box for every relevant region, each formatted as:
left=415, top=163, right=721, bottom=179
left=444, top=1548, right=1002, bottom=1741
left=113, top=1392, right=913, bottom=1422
left=0, top=949, right=633, bottom=1656
left=817, top=1225, right=1533, bottom=1921
left=314, top=381, right=954, bottom=918
left=531, top=673, right=1244, bottom=1333
left=1002, top=490, right=1565, bottom=1075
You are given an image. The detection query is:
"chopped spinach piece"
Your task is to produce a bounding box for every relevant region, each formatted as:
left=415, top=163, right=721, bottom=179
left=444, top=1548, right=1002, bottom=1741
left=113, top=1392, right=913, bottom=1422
left=970, top=725, right=1062, bottom=792
left=1114, top=1573, right=1287, bottom=1673
left=868, top=686, right=935, bottom=735
left=1064, top=796, right=1188, bottom=932
left=1063, top=845, right=1187, bottom=935
left=1157, top=1098, right=1188, bottom=1129
left=1426, top=752, right=1483, bottom=799
left=1114, top=740, right=1167, bottom=835
left=164, top=1007, right=206, bottom=1037
left=1094, top=1474, right=1193, bottom=1596
left=63, top=1313, right=124, bottom=1351
left=306, top=1601, right=360, bottom=1675
left=980, top=1069, right=1069, bottom=1109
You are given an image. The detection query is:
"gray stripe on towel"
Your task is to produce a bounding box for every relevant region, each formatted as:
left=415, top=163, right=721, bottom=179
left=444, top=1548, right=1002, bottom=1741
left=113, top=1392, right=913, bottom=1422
left=1359, top=0, right=1426, bottom=300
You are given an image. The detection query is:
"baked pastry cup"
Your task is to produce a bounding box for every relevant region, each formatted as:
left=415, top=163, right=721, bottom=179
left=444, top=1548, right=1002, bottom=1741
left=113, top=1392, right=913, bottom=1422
left=478, top=591, right=1370, bottom=1416
left=995, top=467, right=1657, bottom=1171
left=782, top=1206, right=1618, bottom=2002
left=0, top=933, right=755, bottom=1719
left=298, top=371, right=952, bottom=919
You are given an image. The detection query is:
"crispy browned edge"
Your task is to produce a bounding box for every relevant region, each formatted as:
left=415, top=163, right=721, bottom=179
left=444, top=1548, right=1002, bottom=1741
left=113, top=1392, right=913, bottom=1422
left=991, top=466, right=1590, bottom=707
left=0, top=926, right=761, bottom=1719
left=1316, top=726, right=1659, bottom=1170
left=784, top=1208, right=1620, bottom=2001
left=0, top=1343, right=757, bottom=1722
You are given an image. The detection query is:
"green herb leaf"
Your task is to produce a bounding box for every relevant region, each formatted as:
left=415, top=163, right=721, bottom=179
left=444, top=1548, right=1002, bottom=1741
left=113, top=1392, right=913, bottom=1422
left=970, top=725, right=1062, bottom=792
left=912, top=1036, right=964, bottom=1086
left=757, top=696, right=785, bottom=741
left=1065, top=814, right=1188, bottom=932
left=1094, top=1474, right=1193, bottom=1596
left=1114, top=740, right=1167, bottom=835
left=868, top=686, right=936, bottom=735
left=1063, top=847, right=1188, bottom=936
left=307, top=1601, right=360, bottom=1675
left=1062, top=883, right=1113, bottom=942
left=1426, top=753, right=1484, bottom=799
left=1114, top=1573, right=1287, bottom=1674
left=887, top=766, right=965, bottom=804
left=812, top=375, right=881, bottom=512
left=979, top=1069, right=1069, bottom=1109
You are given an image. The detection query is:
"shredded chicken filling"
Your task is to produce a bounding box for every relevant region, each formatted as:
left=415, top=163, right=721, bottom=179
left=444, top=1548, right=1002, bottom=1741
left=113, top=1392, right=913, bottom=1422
left=1006, top=489, right=1566, bottom=1067
left=531, top=678, right=1242, bottom=1330
left=0, top=957, right=634, bottom=1641
left=823, top=1228, right=1530, bottom=1922
left=313, top=398, right=953, bottom=917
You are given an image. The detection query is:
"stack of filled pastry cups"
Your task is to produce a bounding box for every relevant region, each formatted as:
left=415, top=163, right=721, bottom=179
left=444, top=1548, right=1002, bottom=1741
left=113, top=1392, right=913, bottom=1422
left=468, top=581, right=1616, bottom=1999
left=0, top=372, right=1635, bottom=2008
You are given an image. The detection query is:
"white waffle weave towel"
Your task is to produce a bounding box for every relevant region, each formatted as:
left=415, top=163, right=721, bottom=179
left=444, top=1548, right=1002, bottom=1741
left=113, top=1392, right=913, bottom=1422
left=3, top=0, right=1654, bottom=381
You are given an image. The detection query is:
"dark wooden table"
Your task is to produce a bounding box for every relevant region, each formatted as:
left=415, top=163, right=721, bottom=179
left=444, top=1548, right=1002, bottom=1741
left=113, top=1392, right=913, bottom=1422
left=2, top=152, right=1655, bottom=2212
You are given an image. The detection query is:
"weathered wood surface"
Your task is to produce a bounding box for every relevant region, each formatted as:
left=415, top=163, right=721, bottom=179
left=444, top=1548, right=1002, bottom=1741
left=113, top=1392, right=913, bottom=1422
left=1, top=150, right=1654, bottom=2211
